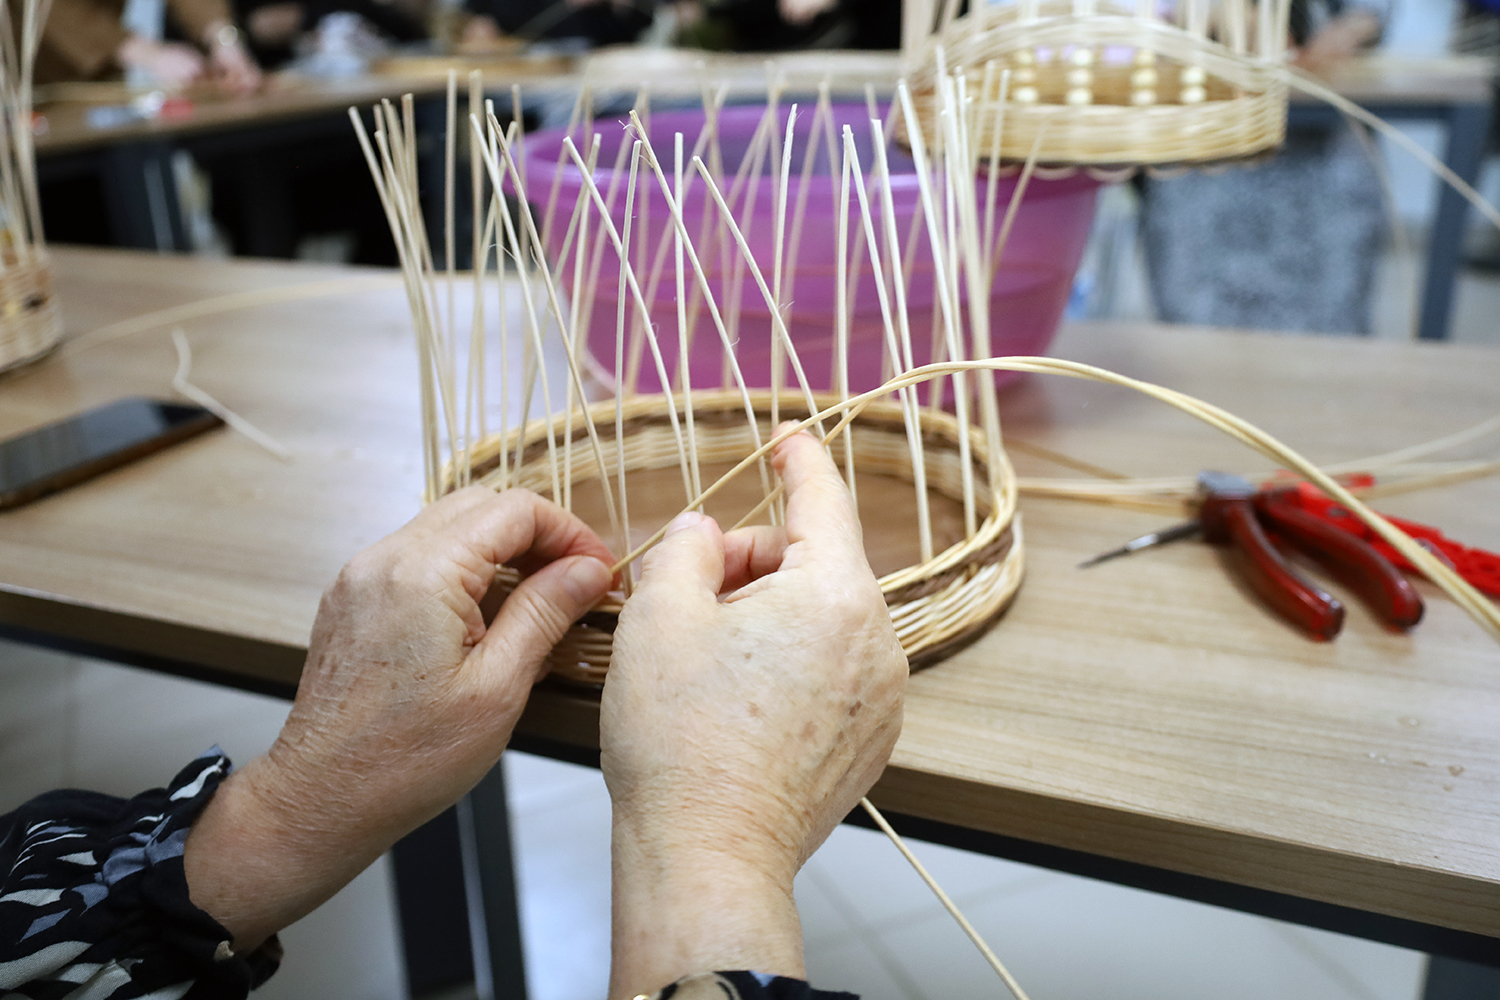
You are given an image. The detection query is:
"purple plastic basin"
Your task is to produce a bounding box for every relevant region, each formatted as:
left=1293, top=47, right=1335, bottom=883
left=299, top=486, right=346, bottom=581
left=522, top=104, right=1099, bottom=395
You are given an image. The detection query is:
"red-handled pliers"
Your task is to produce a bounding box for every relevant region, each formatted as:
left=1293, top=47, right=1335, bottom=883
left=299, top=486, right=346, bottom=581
left=1079, top=471, right=1424, bottom=641
left=1197, top=471, right=1423, bottom=640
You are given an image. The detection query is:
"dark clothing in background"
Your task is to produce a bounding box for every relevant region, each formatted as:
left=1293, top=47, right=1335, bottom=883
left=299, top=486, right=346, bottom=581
left=1140, top=126, right=1385, bottom=334
left=231, top=0, right=426, bottom=67
left=689, top=0, right=901, bottom=51
left=465, top=0, right=654, bottom=45
left=16, top=0, right=231, bottom=82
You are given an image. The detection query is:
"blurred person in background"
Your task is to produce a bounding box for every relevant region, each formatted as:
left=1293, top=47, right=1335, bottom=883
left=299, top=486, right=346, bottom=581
left=673, top=0, right=901, bottom=50
left=459, top=0, right=658, bottom=50
left=1137, top=0, right=1389, bottom=335
left=454, top=0, right=901, bottom=54
left=22, top=0, right=261, bottom=91
left=1452, top=0, right=1500, bottom=268
left=234, top=0, right=426, bottom=69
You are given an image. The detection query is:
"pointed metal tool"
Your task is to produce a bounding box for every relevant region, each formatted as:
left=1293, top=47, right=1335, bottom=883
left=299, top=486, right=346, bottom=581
left=1076, top=520, right=1203, bottom=569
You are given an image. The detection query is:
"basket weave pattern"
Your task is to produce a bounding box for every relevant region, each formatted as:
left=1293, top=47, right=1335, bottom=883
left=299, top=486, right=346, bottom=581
left=0, top=256, right=61, bottom=372
left=455, top=390, right=1023, bottom=687
left=907, top=0, right=1291, bottom=166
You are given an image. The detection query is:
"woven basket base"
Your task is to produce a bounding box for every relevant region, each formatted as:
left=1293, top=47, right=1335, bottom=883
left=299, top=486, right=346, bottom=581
left=454, top=390, right=1023, bottom=687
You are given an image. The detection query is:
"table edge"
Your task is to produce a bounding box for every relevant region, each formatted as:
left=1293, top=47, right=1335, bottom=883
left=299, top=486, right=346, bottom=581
left=0, top=585, right=303, bottom=696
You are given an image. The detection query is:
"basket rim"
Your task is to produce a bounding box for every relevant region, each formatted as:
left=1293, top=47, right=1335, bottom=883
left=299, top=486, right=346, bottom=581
left=447, top=386, right=1018, bottom=597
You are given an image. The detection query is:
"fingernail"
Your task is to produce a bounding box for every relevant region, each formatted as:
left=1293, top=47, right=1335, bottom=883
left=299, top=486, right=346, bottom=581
left=665, top=511, right=707, bottom=536
left=563, top=557, right=611, bottom=604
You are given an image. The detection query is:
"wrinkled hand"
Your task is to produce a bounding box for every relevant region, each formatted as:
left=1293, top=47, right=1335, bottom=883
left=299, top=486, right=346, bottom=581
left=1290, top=9, right=1380, bottom=75
left=209, top=38, right=262, bottom=95
left=116, top=36, right=205, bottom=88
left=186, top=487, right=612, bottom=950
left=267, top=486, right=611, bottom=834
left=778, top=0, right=835, bottom=25
left=601, top=429, right=907, bottom=995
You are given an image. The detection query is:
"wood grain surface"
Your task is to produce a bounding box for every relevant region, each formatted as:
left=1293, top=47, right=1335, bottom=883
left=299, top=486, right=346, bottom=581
left=1, top=246, right=1496, bottom=937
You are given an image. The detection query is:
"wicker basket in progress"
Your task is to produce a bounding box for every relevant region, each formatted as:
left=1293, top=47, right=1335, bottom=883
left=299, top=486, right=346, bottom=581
left=452, top=390, right=1022, bottom=687
left=905, top=0, right=1292, bottom=166
left=0, top=256, right=62, bottom=373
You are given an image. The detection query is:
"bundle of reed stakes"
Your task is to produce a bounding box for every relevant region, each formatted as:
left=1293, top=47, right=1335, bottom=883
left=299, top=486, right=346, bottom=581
left=0, top=0, right=57, bottom=373
left=352, top=68, right=1034, bottom=684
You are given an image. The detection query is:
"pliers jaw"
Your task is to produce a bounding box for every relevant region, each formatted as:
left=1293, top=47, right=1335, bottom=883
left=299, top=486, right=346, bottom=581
left=1196, top=471, right=1423, bottom=641
left=1198, top=472, right=1347, bottom=641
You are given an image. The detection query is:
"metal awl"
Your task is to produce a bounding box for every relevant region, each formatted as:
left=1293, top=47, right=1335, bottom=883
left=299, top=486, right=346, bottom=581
left=1076, top=520, right=1202, bottom=569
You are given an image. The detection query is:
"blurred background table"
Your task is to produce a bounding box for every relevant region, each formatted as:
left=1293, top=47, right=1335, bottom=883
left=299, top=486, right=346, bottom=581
left=32, top=59, right=572, bottom=257
left=30, top=50, right=1498, bottom=341
left=0, top=246, right=1495, bottom=998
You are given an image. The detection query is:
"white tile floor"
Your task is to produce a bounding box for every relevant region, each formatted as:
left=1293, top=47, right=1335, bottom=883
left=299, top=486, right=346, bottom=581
left=1, top=640, right=1431, bottom=1000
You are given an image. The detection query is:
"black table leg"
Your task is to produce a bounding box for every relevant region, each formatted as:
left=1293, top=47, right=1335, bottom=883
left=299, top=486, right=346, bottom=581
left=218, top=150, right=298, bottom=258
left=390, top=761, right=530, bottom=1000
left=1418, top=102, right=1490, bottom=341
left=1425, top=956, right=1500, bottom=1000
left=391, top=809, right=478, bottom=998
left=457, top=760, right=530, bottom=1000
left=99, top=140, right=191, bottom=252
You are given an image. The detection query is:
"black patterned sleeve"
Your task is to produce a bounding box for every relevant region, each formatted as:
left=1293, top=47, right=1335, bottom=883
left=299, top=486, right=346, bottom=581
left=650, top=971, right=858, bottom=1000
left=0, top=748, right=282, bottom=1000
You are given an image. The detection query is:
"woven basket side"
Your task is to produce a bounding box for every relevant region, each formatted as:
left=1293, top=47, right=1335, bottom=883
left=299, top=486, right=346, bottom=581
left=0, top=259, right=63, bottom=373
left=905, top=1, right=1292, bottom=164
left=456, top=390, right=1022, bottom=686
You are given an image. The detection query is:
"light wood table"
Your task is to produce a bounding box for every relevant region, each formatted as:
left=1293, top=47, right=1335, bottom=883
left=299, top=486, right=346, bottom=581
left=1, top=248, right=1497, bottom=993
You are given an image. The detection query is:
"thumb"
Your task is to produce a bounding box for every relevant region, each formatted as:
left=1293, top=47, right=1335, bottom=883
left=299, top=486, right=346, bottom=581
left=478, top=555, right=612, bottom=682
left=637, top=511, right=726, bottom=599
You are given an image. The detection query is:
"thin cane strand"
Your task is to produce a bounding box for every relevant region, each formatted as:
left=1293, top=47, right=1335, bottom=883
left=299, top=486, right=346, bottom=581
left=608, top=357, right=1500, bottom=643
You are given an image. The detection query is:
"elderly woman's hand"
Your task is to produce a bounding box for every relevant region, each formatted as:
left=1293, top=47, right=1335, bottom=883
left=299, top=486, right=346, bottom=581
left=184, top=487, right=613, bottom=951
left=601, top=429, right=908, bottom=997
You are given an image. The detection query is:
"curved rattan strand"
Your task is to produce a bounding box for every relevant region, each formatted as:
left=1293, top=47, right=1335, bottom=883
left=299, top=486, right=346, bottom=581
left=449, top=389, right=1022, bottom=687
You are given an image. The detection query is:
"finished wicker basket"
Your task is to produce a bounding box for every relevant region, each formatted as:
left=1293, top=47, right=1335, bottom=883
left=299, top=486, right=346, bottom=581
left=904, top=0, right=1294, bottom=167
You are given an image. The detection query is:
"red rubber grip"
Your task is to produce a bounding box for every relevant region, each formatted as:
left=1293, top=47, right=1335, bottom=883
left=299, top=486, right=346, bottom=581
left=1256, top=495, right=1424, bottom=631
left=1202, top=495, right=1345, bottom=640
